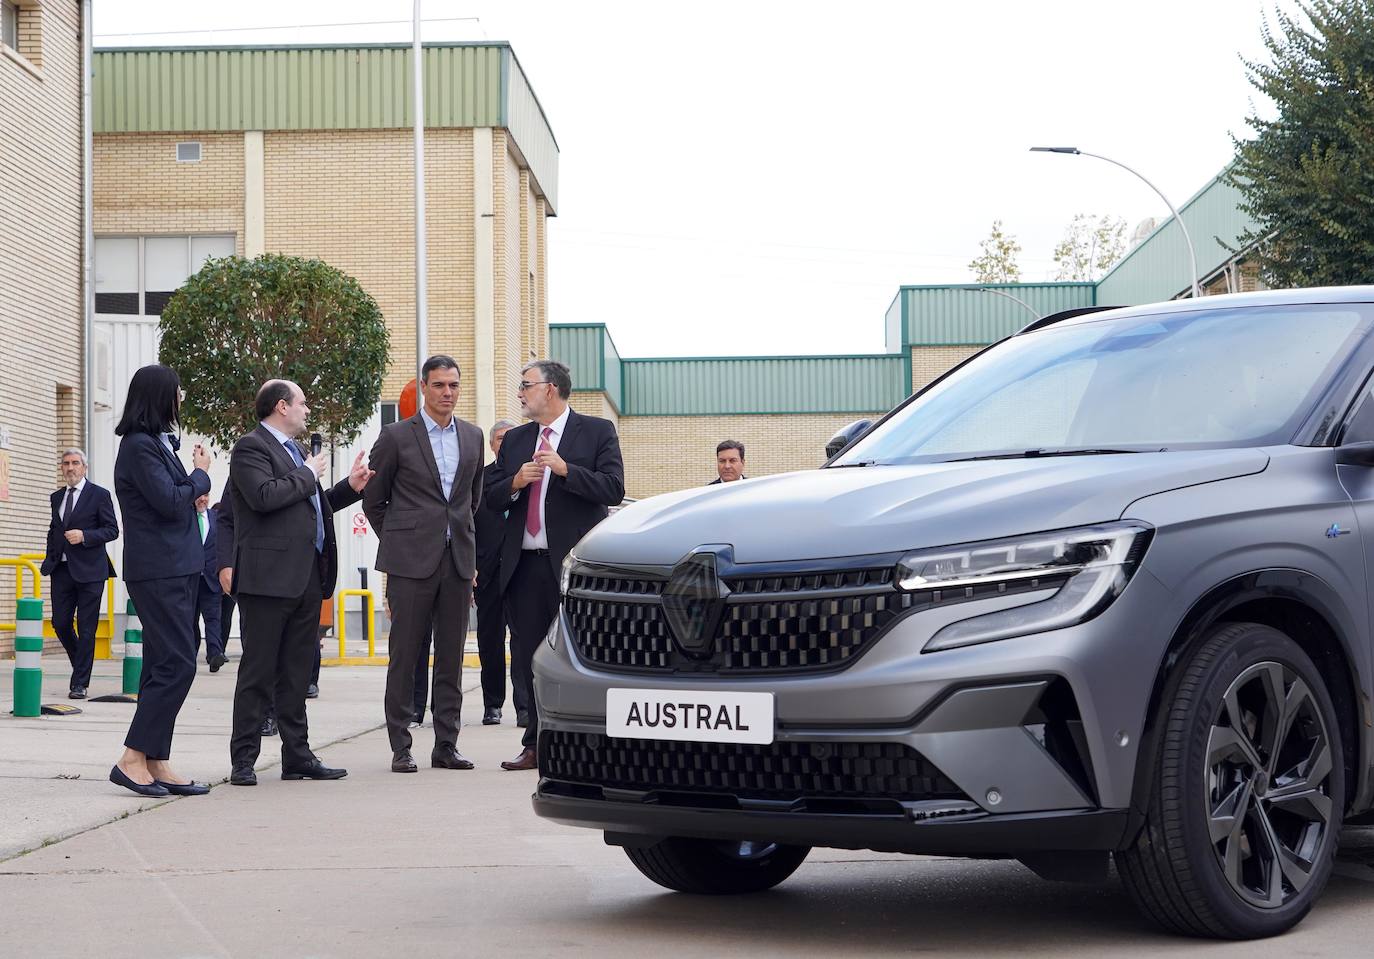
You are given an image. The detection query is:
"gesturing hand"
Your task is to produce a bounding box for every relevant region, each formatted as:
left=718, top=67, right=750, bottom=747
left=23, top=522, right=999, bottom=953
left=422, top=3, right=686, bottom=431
left=533, top=448, right=568, bottom=477
left=511, top=461, right=544, bottom=491
left=304, top=452, right=328, bottom=480
left=64, top=529, right=85, bottom=545
left=219, top=568, right=233, bottom=593
left=347, top=449, right=376, bottom=492
left=192, top=443, right=212, bottom=471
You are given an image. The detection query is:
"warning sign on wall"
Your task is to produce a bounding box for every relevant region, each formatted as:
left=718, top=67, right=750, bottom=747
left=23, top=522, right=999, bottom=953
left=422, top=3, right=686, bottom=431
left=351, top=511, right=368, bottom=536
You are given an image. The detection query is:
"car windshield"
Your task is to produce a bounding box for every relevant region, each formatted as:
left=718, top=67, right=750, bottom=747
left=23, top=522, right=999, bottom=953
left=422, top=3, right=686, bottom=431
left=832, top=304, right=1371, bottom=466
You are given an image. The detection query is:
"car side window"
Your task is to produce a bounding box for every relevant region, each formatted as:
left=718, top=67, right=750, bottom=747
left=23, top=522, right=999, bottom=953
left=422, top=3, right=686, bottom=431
left=1342, top=389, right=1374, bottom=444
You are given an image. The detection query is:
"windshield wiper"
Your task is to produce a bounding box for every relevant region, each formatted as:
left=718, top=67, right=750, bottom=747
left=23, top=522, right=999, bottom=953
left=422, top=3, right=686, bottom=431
left=828, top=460, right=879, bottom=468
left=949, top=448, right=1153, bottom=462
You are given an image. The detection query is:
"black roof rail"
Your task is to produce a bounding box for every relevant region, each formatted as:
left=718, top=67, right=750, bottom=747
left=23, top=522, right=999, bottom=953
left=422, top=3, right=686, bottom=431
left=1017, top=305, right=1123, bottom=335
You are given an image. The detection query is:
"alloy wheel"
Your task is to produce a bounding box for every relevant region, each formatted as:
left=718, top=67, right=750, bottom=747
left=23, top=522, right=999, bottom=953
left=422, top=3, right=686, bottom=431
left=1206, top=661, right=1335, bottom=909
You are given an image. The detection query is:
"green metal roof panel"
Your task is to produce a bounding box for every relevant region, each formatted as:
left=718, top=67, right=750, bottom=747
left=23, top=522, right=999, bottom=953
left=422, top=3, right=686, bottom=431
left=549, top=325, right=605, bottom=392
left=901, top=283, right=1095, bottom=346
left=93, top=45, right=505, bottom=132
left=502, top=48, right=559, bottom=213
left=1095, top=171, right=1260, bottom=306
left=621, top=355, right=905, bottom=416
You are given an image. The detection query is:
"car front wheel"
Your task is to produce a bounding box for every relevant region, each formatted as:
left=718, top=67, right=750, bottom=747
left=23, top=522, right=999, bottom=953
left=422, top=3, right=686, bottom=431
left=1117, top=622, right=1344, bottom=938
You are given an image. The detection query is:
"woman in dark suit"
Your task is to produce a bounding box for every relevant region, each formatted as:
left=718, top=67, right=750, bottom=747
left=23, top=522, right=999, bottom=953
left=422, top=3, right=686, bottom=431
left=110, top=364, right=214, bottom=797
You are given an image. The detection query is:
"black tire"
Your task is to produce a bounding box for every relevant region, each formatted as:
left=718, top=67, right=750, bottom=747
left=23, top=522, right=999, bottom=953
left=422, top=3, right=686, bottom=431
left=1116, top=622, right=1344, bottom=939
left=623, top=837, right=810, bottom=894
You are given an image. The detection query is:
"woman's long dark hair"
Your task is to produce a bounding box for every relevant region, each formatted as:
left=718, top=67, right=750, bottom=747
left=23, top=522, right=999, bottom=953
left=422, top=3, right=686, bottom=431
left=114, top=364, right=181, bottom=437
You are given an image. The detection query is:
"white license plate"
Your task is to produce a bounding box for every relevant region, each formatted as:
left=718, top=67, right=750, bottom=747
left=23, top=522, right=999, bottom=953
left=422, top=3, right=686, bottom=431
left=606, top=688, right=775, bottom=745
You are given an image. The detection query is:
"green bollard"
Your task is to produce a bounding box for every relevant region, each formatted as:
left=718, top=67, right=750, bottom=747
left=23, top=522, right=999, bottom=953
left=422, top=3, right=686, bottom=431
left=13, top=597, right=43, bottom=717
left=121, top=599, right=142, bottom=696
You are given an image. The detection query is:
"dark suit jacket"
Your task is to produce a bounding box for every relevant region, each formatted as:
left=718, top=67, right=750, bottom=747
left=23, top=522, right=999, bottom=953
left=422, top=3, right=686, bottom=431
left=213, top=498, right=235, bottom=575
left=41, top=482, right=119, bottom=583
left=484, top=409, right=625, bottom=592
left=707, top=475, right=747, bottom=485
left=228, top=425, right=361, bottom=600
left=476, top=462, right=504, bottom=578
left=197, top=509, right=221, bottom=593
left=113, top=432, right=212, bottom=582
left=363, top=412, right=484, bottom=580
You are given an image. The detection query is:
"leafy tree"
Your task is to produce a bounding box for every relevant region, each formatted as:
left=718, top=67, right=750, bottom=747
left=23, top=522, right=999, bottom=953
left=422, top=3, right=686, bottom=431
left=158, top=254, right=390, bottom=451
left=1053, top=214, right=1127, bottom=281
left=969, top=220, right=1022, bottom=283
left=1229, top=0, right=1374, bottom=286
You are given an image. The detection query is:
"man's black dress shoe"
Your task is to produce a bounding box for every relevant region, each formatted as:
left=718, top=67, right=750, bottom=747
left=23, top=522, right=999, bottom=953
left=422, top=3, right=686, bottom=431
left=229, top=765, right=257, bottom=786
left=109, top=765, right=169, bottom=797
left=68, top=686, right=87, bottom=700
left=306, top=683, right=319, bottom=699
left=500, top=747, right=538, bottom=771
left=482, top=706, right=502, bottom=725
left=208, top=654, right=227, bottom=673
left=431, top=744, right=474, bottom=770
left=260, top=715, right=278, bottom=737
left=516, top=709, right=530, bottom=728
left=281, top=758, right=347, bottom=780
left=156, top=780, right=210, bottom=796
left=392, top=749, right=417, bottom=773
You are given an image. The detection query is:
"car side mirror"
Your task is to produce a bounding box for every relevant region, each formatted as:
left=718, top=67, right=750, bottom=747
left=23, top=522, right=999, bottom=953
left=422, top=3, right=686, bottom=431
left=1336, top=441, right=1374, bottom=466
left=825, top=419, right=873, bottom=460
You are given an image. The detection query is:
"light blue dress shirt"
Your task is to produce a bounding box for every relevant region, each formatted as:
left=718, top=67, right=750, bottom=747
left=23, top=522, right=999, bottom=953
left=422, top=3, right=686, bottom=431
left=420, top=407, right=460, bottom=501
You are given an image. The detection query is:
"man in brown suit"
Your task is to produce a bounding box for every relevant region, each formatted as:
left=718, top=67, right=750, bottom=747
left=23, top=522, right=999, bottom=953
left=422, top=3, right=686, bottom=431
left=364, top=355, right=485, bottom=773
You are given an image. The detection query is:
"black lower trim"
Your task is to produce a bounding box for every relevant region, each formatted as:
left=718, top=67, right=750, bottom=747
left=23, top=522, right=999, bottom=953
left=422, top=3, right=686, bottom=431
left=532, top=784, right=1131, bottom=856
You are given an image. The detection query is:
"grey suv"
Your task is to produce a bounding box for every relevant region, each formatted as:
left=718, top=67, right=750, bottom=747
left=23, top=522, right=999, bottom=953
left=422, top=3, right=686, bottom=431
left=532, top=287, right=1374, bottom=939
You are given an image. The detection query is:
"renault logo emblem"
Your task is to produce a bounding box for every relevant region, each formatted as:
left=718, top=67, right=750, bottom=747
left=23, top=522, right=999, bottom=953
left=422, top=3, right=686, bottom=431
left=661, top=547, right=732, bottom=658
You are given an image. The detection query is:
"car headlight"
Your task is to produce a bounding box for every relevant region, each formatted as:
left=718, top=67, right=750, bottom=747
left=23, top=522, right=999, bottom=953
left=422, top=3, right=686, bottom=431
left=894, top=521, right=1153, bottom=652
left=560, top=553, right=575, bottom=597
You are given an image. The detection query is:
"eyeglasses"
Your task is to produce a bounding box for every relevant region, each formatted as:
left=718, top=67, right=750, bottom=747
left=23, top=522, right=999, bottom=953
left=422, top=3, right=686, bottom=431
left=177, top=389, right=186, bottom=402
left=518, top=380, right=551, bottom=392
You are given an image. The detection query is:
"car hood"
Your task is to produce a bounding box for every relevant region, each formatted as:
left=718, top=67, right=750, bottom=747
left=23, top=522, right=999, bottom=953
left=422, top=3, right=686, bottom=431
left=577, top=449, right=1271, bottom=566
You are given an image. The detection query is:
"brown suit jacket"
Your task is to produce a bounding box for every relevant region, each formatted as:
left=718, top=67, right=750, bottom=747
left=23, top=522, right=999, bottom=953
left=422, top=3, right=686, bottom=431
left=364, top=412, right=484, bottom=579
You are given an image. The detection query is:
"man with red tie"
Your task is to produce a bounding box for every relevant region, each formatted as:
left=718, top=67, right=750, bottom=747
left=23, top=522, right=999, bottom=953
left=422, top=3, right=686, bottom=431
left=484, top=360, right=625, bottom=770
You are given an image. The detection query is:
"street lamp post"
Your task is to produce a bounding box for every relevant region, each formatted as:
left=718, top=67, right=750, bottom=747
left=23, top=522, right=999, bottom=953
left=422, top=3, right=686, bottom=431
left=977, top=287, right=1041, bottom=319
left=413, top=0, right=428, bottom=389
left=1030, top=146, right=1202, bottom=299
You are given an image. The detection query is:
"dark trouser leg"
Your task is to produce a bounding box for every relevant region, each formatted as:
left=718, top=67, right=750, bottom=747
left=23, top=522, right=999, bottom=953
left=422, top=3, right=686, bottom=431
left=384, top=571, right=438, bottom=752
left=198, top=581, right=224, bottom=661
left=231, top=592, right=290, bottom=767
left=428, top=558, right=470, bottom=750
left=412, top=627, right=432, bottom=720
left=310, top=636, right=321, bottom=686
left=475, top=567, right=507, bottom=710
left=50, top=565, right=80, bottom=684
left=273, top=560, right=323, bottom=769
left=504, top=551, right=559, bottom=751
left=70, top=578, right=103, bottom=690
left=219, top=594, right=236, bottom=656
left=123, top=575, right=199, bottom=760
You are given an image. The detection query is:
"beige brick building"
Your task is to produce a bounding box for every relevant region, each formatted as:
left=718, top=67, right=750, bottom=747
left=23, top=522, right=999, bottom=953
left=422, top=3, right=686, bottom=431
left=0, top=0, right=85, bottom=654
left=88, top=44, right=556, bottom=596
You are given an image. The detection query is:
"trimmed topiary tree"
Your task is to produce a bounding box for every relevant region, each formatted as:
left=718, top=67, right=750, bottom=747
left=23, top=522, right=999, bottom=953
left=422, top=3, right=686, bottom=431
left=158, top=253, right=390, bottom=451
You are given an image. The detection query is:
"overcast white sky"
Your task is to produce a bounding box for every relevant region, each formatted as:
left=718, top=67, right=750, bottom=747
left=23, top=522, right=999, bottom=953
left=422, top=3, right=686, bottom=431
left=95, top=1, right=1297, bottom=357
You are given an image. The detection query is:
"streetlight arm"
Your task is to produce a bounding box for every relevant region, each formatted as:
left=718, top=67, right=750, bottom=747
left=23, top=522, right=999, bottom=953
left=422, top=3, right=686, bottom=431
left=977, top=287, right=1041, bottom=318
left=1074, top=151, right=1200, bottom=298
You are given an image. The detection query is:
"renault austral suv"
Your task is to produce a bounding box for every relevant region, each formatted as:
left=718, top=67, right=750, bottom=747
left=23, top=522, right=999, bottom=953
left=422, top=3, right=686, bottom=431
left=532, top=287, right=1374, bottom=939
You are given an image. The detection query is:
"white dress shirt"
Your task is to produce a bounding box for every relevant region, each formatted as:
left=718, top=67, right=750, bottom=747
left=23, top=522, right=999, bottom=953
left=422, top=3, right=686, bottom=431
left=521, top=405, right=571, bottom=551
left=58, top=477, right=87, bottom=563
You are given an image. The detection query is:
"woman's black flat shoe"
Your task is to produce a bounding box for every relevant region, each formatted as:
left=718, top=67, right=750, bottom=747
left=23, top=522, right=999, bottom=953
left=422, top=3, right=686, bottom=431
left=109, top=765, right=170, bottom=798
left=155, top=780, right=210, bottom=796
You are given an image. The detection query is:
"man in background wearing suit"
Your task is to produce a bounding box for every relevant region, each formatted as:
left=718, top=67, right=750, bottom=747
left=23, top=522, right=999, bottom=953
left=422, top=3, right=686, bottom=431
left=192, top=493, right=227, bottom=672
left=485, top=360, right=625, bottom=771
left=708, top=440, right=747, bottom=485
left=41, top=449, right=119, bottom=699
left=364, top=355, right=484, bottom=774
left=476, top=419, right=516, bottom=726
left=227, top=380, right=373, bottom=786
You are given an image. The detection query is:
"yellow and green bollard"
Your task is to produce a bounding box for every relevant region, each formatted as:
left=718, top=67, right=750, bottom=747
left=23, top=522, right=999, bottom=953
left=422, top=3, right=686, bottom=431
left=122, top=599, right=142, bottom=696
left=13, top=597, right=43, bottom=717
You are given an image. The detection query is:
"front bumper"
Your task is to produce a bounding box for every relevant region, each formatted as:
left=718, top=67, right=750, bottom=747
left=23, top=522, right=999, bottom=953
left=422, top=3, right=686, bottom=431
left=532, top=784, right=1131, bottom=855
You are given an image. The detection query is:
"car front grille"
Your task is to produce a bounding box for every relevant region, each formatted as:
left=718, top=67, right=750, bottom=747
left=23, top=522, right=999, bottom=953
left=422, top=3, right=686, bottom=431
left=539, top=731, right=966, bottom=803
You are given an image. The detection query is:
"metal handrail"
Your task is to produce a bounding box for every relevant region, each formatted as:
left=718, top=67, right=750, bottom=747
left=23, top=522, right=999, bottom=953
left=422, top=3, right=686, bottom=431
left=336, top=588, right=376, bottom=659
left=16, top=551, right=117, bottom=657
left=0, top=557, right=42, bottom=632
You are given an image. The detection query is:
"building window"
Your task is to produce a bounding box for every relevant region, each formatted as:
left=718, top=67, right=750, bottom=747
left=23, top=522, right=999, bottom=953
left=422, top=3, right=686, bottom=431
left=176, top=141, right=202, bottom=163
left=1, top=1, right=18, bottom=50
left=380, top=402, right=398, bottom=427
left=95, top=234, right=236, bottom=316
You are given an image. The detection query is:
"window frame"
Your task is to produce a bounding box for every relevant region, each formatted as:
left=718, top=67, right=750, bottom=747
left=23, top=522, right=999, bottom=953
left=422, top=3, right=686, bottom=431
left=94, top=233, right=236, bottom=317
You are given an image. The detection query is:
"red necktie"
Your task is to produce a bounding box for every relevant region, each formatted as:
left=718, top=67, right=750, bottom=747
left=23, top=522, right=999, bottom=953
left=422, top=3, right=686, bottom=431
left=525, top=427, right=554, bottom=537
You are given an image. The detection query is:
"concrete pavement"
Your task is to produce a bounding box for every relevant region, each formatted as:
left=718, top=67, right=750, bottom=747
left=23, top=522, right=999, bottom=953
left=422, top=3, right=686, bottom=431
left=5, top=660, right=1374, bottom=956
